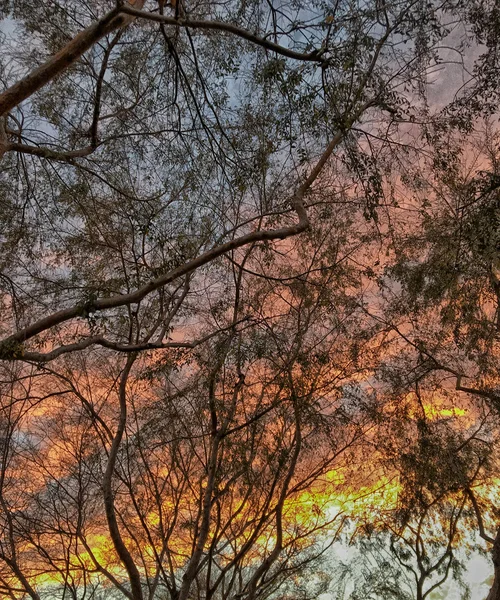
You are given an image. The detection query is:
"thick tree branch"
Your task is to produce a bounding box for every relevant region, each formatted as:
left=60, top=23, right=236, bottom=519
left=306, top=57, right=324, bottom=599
left=244, top=384, right=302, bottom=600
left=0, top=1, right=145, bottom=120
left=455, top=376, right=500, bottom=405
left=6, top=141, right=95, bottom=160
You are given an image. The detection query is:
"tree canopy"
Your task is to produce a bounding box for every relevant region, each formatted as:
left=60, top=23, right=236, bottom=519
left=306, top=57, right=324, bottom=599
left=0, top=0, right=500, bottom=599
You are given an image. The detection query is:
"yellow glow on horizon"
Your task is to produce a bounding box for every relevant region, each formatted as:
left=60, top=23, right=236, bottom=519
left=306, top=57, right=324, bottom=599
left=423, top=405, right=467, bottom=419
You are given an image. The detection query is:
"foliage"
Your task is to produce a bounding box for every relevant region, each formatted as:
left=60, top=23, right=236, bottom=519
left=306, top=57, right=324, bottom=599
left=0, top=1, right=499, bottom=599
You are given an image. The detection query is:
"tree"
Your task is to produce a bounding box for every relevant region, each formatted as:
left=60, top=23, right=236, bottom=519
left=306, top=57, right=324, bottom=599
left=0, top=250, right=380, bottom=598
left=322, top=368, right=498, bottom=600
left=0, top=0, right=498, bottom=598
left=370, top=120, right=500, bottom=597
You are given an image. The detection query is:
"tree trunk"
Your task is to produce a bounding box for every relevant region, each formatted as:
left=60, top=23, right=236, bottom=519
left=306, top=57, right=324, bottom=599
left=416, top=578, right=424, bottom=600
left=486, top=528, right=500, bottom=600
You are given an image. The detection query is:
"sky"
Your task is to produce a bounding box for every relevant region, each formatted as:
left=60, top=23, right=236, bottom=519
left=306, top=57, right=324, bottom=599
left=0, top=4, right=499, bottom=599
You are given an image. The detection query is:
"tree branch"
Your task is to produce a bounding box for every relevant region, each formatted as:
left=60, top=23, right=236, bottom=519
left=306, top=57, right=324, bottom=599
left=6, top=141, right=95, bottom=161
left=0, top=1, right=145, bottom=119
left=465, top=487, right=495, bottom=544
left=17, top=318, right=250, bottom=363
left=102, top=354, right=144, bottom=600
left=120, top=6, right=327, bottom=64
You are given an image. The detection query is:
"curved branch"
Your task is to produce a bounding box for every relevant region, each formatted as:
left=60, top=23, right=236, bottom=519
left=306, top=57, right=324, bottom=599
left=17, top=317, right=251, bottom=363
left=465, top=487, right=495, bottom=544
left=77, top=536, right=133, bottom=599
left=120, top=6, right=327, bottom=64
